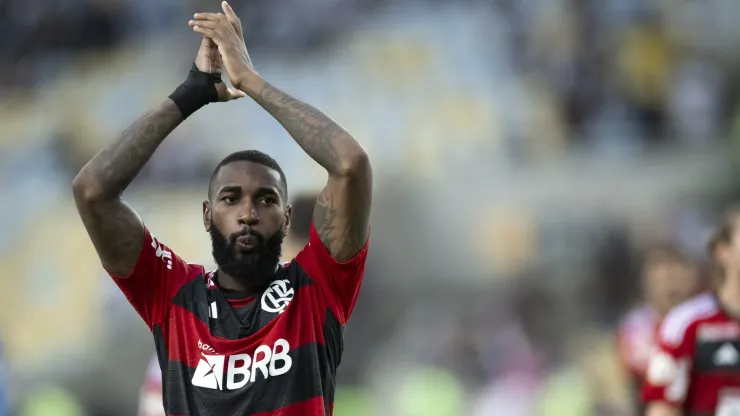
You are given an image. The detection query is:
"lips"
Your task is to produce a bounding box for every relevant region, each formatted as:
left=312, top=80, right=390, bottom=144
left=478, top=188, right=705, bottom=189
left=235, top=233, right=264, bottom=252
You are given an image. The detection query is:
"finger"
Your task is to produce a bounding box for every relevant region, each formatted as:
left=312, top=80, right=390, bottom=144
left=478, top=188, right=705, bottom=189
left=192, top=26, right=216, bottom=38
left=193, top=12, right=223, bottom=21
left=189, top=19, right=220, bottom=30
left=221, top=2, right=244, bottom=41
left=222, top=2, right=237, bottom=20
left=228, top=88, right=247, bottom=100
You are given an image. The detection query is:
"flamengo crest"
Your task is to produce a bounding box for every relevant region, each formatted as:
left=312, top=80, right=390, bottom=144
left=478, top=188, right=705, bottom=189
left=261, top=279, right=294, bottom=314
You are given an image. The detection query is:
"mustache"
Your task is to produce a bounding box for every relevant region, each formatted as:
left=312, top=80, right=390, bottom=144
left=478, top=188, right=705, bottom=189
left=228, top=227, right=265, bottom=246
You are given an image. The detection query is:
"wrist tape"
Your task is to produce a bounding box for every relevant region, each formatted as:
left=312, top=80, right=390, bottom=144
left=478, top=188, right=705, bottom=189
left=169, top=63, right=223, bottom=118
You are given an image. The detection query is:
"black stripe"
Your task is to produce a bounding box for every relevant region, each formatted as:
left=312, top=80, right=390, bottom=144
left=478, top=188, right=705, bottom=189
left=170, top=275, right=244, bottom=340
left=171, top=274, right=211, bottom=324
left=164, top=342, right=328, bottom=415
left=321, top=308, right=343, bottom=415
left=153, top=324, right=170, bottom=411
left=695, top=340, right=740, bottom=372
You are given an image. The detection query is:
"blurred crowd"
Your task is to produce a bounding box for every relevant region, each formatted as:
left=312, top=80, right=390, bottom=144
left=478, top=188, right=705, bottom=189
left=4, top=0, right=740, bottom=415
left=0, top=0, right=384, bottom=92
left=4, top=0, right=740, bottom=152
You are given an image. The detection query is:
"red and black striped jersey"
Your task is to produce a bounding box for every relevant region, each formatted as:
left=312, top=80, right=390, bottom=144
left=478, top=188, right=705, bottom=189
left=109, top=222, right=369, bottom=416
left=643, top=293, right=740, bottom=416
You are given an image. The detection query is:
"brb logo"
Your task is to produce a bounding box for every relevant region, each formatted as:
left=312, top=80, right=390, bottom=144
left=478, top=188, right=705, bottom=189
left=191, top=339, right=292, bottom=390
left=261, top=279, right=294, bottom=314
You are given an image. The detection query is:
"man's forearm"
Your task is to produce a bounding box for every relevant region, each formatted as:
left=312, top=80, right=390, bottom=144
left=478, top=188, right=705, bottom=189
left=242, top=75, right=366, bottom=175
left=73, top=100, right=183, bottom=199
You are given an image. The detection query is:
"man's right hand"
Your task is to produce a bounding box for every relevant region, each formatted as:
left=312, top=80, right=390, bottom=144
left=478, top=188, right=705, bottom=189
left=194, top=35, right=245, bottom=102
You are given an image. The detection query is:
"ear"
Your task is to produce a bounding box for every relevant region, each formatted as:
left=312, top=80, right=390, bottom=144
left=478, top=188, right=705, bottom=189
left=283, top=204, right=292, bottom=236
left=203, top=200, right=212, bottom=232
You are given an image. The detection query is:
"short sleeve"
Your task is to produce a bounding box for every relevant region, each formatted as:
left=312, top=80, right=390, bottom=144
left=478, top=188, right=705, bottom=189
left=642, top=320, right=694, bottom=407
left=294, top=222, right=369, bottom=325
left=106, top=226, right=193, bottom=330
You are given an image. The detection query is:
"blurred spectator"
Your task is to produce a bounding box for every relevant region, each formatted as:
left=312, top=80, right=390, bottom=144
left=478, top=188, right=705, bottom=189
left=616, top=11, right=673, bottom=143
left=668, top=56, right=723, bottom=146
left=615, top=243, right=701, bottom=413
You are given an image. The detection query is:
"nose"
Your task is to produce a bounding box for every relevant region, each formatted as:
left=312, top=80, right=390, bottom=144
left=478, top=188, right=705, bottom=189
left=237, top=202, right=259, bottom=226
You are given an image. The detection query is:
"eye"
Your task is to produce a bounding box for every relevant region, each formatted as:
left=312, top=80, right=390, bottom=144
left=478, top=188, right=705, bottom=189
left=222, top=195, right=238, bottom=205
left=259, top=196, right=277, bottom=205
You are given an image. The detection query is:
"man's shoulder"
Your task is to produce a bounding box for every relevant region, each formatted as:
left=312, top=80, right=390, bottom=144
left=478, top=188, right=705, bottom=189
left=173, top=262, right=208, bottom=285
left=278, top=260, right=314, bottom=288
left=660, top=293, right=719, bottom=347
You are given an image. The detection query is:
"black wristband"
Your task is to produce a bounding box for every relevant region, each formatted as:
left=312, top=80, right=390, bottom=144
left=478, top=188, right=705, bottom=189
left=169, top=64, right=223, bottom=119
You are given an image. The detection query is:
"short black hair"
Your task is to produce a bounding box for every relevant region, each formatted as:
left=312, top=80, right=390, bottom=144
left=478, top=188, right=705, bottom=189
left=209, top=150, right=288, bottom=201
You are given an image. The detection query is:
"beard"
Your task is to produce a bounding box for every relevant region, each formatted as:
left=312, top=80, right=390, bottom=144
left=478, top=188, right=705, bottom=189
left=209, top=220, right=285, bottom=291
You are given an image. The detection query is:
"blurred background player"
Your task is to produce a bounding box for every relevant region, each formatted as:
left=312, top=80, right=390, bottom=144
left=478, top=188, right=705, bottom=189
left=644, top=208, right=740, bottom=416
left=616, top=243, right=701, bottom=411
left=136, top=192, right=318, bottom=416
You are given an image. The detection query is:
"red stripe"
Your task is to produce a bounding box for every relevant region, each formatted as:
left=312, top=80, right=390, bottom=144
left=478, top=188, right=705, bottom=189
left=251, top=396, right=327, bottom=416
left=227, top=297, right=255, bottom=308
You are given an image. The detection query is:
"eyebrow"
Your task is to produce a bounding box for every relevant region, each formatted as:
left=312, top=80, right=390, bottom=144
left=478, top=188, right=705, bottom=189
left=216, top=185, right=242, bottom=195
left=254, top=187, right=282, bottom=202
left=217, top=186, right=280, bottom=198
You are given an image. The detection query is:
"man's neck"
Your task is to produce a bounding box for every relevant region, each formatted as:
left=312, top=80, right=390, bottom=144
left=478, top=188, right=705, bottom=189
left=718, top=272, right=740, bottom=317
left=216, top=265, right=279, bottom=295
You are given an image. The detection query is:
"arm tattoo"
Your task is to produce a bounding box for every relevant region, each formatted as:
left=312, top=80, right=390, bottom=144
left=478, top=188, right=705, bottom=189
left=313, top=184, right=371, bottom=262
left=84, top=100, right=183, bottom=199
left=250, top=80, right=352, bottom=174
left=245, top=78, right=372, bottom=261
left=74, top=99, right=183, bottom=276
